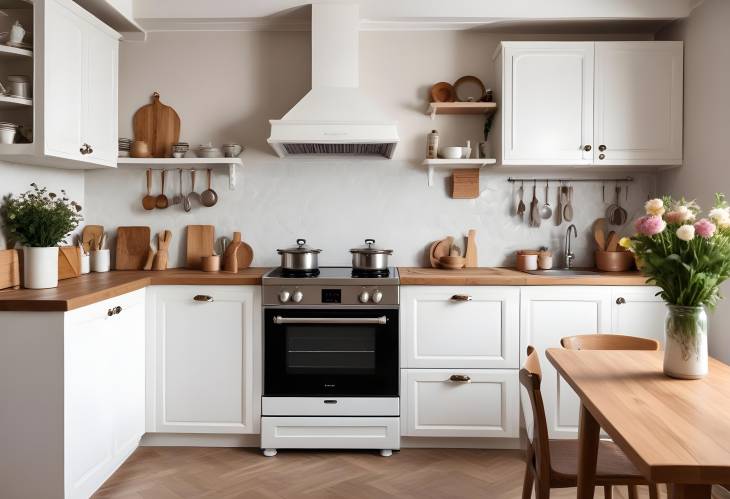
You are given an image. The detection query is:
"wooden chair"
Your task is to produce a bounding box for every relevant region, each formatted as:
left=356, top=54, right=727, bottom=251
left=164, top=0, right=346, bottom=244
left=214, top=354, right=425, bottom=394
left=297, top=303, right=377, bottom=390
left=519, top=345, right=659, bottom=499
left=560, top=334, right=660, bottom=351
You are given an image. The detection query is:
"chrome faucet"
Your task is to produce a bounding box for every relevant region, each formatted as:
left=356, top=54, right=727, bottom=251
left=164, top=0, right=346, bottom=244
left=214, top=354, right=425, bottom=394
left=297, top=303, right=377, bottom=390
left=564, top=224, right=578, bottom=269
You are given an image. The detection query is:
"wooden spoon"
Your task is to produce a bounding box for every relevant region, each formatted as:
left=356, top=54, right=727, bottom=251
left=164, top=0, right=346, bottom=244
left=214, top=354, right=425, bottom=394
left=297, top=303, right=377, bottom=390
left=155, top=169, right=169, bottom=209
left=142, top=169, right=156, bottom=210
left=593, top=218, right=607, bottom=250
left=606, top=231, right=620, bottom=252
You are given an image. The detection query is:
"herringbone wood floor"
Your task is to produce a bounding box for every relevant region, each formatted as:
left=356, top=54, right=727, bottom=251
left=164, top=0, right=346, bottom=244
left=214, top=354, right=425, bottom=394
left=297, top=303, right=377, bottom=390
left=93, top=447, right=684, bottom=499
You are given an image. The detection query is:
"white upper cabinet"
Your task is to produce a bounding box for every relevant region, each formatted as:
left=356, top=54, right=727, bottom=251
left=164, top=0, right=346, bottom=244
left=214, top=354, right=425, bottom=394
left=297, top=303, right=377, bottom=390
left=594, top=42, right=683, bottom=165
left=495, top=41, right=683, bottom=167
left=0, top=0, right=119, bottom=169
left=499, top=42, right=594, bottom=165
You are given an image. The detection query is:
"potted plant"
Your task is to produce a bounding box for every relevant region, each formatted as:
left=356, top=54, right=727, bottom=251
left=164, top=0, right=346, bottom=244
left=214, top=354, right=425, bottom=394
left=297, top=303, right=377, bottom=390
left=621, top=194, right=730, bottom=379
left=1, top=183, right=83, bottom=289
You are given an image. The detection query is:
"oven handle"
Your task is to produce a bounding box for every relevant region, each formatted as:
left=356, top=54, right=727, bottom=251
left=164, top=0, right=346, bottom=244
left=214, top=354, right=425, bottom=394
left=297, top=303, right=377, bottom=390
left=273, top=316, right=388, bottom=325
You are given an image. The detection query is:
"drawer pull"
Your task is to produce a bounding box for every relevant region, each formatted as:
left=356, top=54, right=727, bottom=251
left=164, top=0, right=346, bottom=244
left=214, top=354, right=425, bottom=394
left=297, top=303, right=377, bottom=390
left=107, top=306, right=122, bottom=316
left=114, top=306, right=122, bottom=315
left=194, top=295, right=214, bottom=302
left=450, top=294, right=472, bottom=302
left=107, top=308, right=115, bottom=316
left=449, top=374, right=472, bottom=383
left=323, top=400, right=338, bottom=404
left=616, top=297, right=626, bottom=305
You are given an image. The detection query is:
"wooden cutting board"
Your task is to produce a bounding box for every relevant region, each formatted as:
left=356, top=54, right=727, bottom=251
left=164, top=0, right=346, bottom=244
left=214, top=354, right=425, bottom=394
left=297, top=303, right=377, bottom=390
left=186, top=225, right=215, bottom=269
left=429, top=236, right=454, bottom=268
left=82, top=224, right=104, bottom=253
left=58, top=246, right=81, bottom=280
left=0, top=249, right=20, bottom=290
left=132, top=92, right=181, bottom=158
left=465, top=229, right=478, bottom=268
left=451, top=169, right=479, bottom=199
left=115, top=226, right=151, bottom=270
left=153, top=230, right=172, bottom=271
left=231, top=231, right=254, bottom=270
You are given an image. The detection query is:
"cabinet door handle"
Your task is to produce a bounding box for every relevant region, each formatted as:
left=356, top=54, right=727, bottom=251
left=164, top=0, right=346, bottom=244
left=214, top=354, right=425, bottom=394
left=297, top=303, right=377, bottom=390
left=599, top=153, right=606, bottom=160
left=448, top=374, right=471, bottom=383
left=583, top=145, right=592, bottom=152
left=107, top=308, right=115, bottom=316
left=598, top=144, right=607, bottom=152
left=80, top=143, right=92, bottom=155
left=616, top=297, right=626, bottom=305
left=194, top=295, right=214, bottom=302
left=114, top=305, right=122, bottom=314
left=450, top=294, right=472, bottom=302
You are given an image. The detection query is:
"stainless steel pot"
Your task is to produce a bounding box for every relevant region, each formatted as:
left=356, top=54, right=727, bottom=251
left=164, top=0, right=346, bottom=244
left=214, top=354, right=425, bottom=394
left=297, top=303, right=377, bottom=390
left=277, top=239, right=321, bottom=271
left=350, top=239, right=393, bottom=271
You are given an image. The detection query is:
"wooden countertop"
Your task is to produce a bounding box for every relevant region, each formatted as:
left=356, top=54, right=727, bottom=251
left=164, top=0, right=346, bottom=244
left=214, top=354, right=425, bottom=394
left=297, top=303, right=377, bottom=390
left=0, top=268, right=270, bottom=312
left=397, top=267, right=651, bottom=286
left=0, top=266, right=651, bottom=312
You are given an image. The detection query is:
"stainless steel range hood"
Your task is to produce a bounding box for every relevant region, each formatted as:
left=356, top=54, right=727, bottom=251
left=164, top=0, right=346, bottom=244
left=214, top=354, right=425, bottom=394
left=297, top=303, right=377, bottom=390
left=267, top=4, right=399, bottom=159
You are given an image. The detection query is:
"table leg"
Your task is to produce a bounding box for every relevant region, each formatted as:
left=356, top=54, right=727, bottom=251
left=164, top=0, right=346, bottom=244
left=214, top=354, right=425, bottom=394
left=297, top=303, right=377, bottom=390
left=667, top=484, right=712, bottom=499
left=577, top=403, right=600, bottom=499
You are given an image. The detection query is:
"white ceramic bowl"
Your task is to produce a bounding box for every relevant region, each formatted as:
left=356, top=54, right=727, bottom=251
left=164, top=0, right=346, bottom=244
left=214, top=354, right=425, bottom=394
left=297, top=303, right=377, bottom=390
left=439, top=146, right=463, bottom=159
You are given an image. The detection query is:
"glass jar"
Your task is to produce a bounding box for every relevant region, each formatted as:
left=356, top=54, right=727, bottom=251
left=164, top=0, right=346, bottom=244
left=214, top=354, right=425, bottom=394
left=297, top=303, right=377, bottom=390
left=663, top=305, right=708, bottom=379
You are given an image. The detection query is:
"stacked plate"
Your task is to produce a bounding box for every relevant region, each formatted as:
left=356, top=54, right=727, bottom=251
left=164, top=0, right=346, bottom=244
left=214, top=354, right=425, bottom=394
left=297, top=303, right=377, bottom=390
left=172, top=142, right=189, bottom=158
left=118, top=138, right=132, bottom=157
left=196, top=143, right=223, bottom=158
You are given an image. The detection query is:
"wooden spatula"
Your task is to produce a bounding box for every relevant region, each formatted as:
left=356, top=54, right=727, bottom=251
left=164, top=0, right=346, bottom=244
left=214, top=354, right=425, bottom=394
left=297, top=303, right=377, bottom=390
left=606, top=231, right=620, bottom=252
left=592, top=218, right=607, bottom=251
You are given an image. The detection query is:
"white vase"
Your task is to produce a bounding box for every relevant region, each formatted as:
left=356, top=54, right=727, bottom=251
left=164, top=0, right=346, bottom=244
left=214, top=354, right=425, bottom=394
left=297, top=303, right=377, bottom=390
left=23, top=246, right=59, bottom=289
left=663, top=305, right=708, bottom=379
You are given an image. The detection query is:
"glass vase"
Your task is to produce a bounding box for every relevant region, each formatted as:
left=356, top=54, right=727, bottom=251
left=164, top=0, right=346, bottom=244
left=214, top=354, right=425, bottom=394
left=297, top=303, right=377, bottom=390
left=663, top=305, right=708, bottom=379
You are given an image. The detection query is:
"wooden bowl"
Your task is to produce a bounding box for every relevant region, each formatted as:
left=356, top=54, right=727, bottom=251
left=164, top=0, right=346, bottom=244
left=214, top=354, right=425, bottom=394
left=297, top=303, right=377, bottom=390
left=439, top=255, right=466, bottom=270
left=430, top=82, right=456, bottom=102
left=454, top=75, right=486, bottom=102
left=595, top=250, right=635, bottom=272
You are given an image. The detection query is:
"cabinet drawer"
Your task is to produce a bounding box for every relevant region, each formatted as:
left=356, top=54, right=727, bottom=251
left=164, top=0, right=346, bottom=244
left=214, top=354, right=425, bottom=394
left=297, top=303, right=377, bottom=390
left=65, top=288, right=145, bottom=326
left=401, top=286, right=519, bottom=368
left=401, top=369, right=519, bottom=437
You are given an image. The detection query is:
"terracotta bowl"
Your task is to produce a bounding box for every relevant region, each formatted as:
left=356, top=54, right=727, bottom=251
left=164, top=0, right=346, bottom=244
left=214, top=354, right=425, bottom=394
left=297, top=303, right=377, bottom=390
left=595, top=250, right=635, bottom=272
left=439, top=255, right=466, bottom=270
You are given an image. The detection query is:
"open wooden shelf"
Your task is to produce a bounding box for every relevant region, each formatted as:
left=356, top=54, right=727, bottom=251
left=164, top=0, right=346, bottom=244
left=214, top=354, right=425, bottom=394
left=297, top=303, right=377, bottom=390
left=426, top=102, right=497, bottom=120
left=422, top=158, right=497, bottom=186
left=117, top=157, right=244, bottom=190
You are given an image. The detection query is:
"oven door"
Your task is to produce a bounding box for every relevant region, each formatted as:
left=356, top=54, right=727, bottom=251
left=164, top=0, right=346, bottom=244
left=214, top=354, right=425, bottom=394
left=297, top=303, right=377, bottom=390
left=264, top=308, right=399, bottom=397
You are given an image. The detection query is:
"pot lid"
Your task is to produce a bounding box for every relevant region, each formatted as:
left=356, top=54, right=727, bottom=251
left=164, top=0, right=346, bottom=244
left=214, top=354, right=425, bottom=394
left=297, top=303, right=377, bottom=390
left=277, top=238, right=322, bottom=254
left=350, top=238, right=393, bottom=255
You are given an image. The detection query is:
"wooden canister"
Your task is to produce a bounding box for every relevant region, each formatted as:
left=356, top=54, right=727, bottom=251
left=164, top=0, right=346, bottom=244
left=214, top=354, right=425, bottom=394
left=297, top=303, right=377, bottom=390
left=201, top=255, right=220, bottom=272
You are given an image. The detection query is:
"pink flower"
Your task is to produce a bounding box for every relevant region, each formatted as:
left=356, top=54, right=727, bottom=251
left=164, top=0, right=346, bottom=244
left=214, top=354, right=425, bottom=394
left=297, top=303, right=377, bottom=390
left=665, top=211, right=683, bottom=224
left=634, top=215, right=666, bottom=236
left=694, top=218, right=716, bottom=238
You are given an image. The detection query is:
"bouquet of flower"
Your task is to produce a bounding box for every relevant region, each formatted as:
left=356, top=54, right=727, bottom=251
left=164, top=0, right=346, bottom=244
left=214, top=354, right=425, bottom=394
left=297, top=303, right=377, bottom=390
left=1, top=183, right=83, bottom=247
left=621, top=194, right=730, bottom=360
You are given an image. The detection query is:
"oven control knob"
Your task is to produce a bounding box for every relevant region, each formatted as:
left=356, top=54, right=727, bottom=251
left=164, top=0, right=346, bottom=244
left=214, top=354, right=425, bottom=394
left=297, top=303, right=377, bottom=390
left=292, top=290, right=304, bottom=303
left=358, top=291, right=370, bottom=304
left=278, top=290, right=291, bottom=303
left=372, top=290, right=383, bottom=304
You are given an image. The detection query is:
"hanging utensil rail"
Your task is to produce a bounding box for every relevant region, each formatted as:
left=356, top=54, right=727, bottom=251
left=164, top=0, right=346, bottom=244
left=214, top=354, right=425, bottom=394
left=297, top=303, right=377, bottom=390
left=507, top=176, right=634, bottom=184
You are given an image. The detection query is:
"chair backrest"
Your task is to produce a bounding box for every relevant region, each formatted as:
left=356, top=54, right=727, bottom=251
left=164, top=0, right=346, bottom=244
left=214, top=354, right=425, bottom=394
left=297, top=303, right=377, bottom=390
left=560, top=334, right=660, bottom=351
left=519, top=345, right=551, bottom=483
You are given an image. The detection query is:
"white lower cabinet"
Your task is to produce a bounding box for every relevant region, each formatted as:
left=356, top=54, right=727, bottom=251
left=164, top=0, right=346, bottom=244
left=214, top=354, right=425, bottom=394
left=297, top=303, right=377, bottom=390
left=401, top=369, right=518, bottom=437
left=520, top=286, right=664, bottom=438
left=0, top=289, right=145, bottom=499
left=147, top=285, right=260, bottom=434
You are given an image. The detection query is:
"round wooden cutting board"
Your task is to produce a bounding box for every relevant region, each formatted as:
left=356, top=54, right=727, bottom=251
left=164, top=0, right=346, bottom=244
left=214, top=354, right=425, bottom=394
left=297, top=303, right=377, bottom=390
left=132, top=92, right=181, bottom=158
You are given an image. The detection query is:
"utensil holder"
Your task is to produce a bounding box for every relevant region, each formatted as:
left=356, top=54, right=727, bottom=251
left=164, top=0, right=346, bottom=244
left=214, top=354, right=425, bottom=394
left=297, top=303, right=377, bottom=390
left=595, top=250, right=635, bottom=272
left=80, top=254, right=90, bottom=274
left=90, top=249, right=110, bottom=272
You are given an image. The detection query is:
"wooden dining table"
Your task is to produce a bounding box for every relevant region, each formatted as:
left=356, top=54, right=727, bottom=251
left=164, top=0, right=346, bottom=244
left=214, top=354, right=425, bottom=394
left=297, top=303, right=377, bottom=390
left=546, top=349, right=730, bottom=499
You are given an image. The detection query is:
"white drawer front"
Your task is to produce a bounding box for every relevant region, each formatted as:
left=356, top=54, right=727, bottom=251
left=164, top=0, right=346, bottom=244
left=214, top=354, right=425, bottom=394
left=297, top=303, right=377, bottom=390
left=401, top=369, right=519, bottom=437
left=261, top=417, right=400, bottom=450
left=401, top=286, right=519, bottom=368
left=262, top=397, right=399, bottom=416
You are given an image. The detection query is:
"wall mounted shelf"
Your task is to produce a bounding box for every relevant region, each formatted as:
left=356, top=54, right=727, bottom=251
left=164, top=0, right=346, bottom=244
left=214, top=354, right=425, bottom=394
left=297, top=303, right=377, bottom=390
left=0, top=94, right=32, bottom=109
left=0, top=44, right=33, bottom=59
left=426, top=102, right=497, bottom=120
left=117, top=157, right=243, bottom=190
left=422, top=158, right=496, bottom=186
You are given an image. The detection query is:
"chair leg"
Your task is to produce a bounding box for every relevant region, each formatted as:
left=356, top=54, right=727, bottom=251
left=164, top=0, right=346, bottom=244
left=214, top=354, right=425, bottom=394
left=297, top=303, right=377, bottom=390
left=603, top=485, right=612, bottom=499
left=521, top=464, right=534, bottom=499
left=648, top=483, right=659, bottom=499
left=534, top=479, right=550, bottom=499
left=627, top=485, right=638, bottom=499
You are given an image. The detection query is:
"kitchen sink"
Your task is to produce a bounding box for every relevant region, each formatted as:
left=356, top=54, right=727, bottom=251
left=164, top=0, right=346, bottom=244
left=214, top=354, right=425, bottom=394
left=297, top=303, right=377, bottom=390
left=524, top=269, right=600, bottom=276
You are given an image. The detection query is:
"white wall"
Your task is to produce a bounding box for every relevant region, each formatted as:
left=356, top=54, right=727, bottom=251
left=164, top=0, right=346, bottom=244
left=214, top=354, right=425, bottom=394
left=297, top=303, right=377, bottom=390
left=657, top=0, right=730, bottom=363
left=0, top=162, right=84, bottom=248
left=84, top=30, right=656, bottom=269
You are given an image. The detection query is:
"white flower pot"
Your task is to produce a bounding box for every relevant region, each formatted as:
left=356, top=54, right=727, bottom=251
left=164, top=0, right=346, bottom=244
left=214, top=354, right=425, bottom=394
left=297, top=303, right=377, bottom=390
left=23, top=246, right=59, bottom=289
left=663, top=305, right=708, bottom=379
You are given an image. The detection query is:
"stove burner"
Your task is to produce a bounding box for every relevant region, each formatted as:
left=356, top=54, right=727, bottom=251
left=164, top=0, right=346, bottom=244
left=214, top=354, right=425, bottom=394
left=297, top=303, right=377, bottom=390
left=351, top=268, right=390, bottom=278
left=280, top=268, right=320, bottom=278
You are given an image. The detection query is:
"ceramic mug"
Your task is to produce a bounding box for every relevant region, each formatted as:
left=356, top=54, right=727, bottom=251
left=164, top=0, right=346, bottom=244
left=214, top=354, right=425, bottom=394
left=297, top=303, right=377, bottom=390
left=80, top=254, right=90, bottom=274
left=91, top=249, right=110, bottom=272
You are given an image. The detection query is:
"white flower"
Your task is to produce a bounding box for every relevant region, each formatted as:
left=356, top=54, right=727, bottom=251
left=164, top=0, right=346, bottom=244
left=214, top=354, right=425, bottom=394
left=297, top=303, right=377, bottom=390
left=675, top=205, right=696, bottom=223
left=645, top=198, right=665, bottom=216
left=709, top=207, right=730, bottom=229
left=676, top=224, right=696, bottom=241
